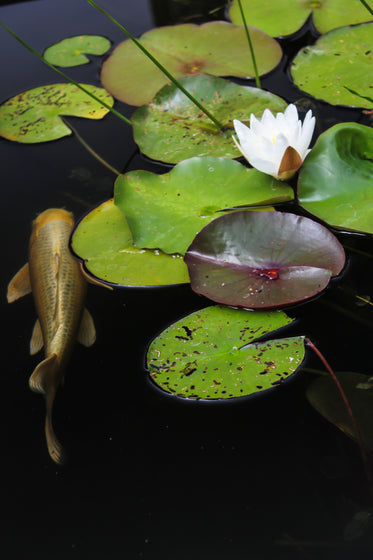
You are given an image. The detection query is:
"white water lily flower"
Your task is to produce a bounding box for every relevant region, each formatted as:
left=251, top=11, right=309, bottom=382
left=233, top=104, right=315, bottom=180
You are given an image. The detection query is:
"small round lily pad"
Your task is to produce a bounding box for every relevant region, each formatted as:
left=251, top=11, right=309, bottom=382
left=44, top=35, right=111, bottom=67
left=0, top=83, right=114, bottom=143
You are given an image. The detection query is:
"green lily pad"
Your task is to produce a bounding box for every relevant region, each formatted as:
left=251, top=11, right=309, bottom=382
left=297, top=123, right=373, bottom=234
left=229, top=0, right=372, bottom=37
left=100, top=21, right=282, bottom=106
left=43, top=35, right=111, bottom=67
left=131, top=75, right=288, bottom=163
left=306, top=372, right=373, bottom=452
left=0, top=83, right=114, bottom=143
left=291, top=23, right=373, bottom=109
left=147, top=305, right=305, bottom=400
left=114, top=157, right=293, bottom=255
left=71, top=199, right=189, bottom=287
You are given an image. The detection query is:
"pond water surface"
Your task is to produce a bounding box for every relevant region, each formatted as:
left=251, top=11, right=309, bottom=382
left=1, top=1, right=373, bottom=559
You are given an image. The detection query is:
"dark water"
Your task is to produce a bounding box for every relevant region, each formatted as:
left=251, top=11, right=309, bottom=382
left=1, top=1, right=373, bottom=558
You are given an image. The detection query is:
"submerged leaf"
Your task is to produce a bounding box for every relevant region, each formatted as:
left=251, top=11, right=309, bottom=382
left=114, top=157, right=293, bottom=255
left=297, top=123, right=373, bottom=234
left=184, top=210, right=345, bottom=309
left=132, top=75, right=287, bottom=163
left=229, top=0, right=372, bottom=37
left=306, top=372, right=373, bottom=452
left=71, top=199, right=189, bottom=287
left=0, top=83, right=114, bottom=143
left=291, top=23, right=373, bottom=109
left=44, top=35, right=111, bottom=67
left=101, top=21, right=282, bottom=106
left=147, top=305, right=305, bottom=399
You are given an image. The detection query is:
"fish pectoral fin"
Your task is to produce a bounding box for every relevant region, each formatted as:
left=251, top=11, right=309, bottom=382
left=7, top=263, right=32, bottom=303
left=30, top=319, right=44, bottom=355
left=77, top=308, right=96, bottom=347
left=29, top=353, right=58, bottom=394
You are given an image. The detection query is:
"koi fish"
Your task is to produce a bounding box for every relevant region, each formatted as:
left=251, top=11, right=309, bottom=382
left=7, top=208, right=96, bottom=464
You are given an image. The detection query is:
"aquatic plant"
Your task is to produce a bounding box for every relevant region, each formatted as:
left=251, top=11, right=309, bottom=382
left=232, top=104, right=315, bottom=180
left=2, top=0, right=373, bottom=475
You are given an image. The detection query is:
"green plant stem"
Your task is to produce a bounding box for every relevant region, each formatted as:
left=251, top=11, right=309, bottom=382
left=358, top=0, right=373, bottom=16
left=0, top=22, right=132, bottom=127
left=236, top=0, right=261, bottom=89
left=86, top=0, right=225, bottom=131
left=60, top=117, right=121, bottom=176
left=305, top=338, right=372, bottom=485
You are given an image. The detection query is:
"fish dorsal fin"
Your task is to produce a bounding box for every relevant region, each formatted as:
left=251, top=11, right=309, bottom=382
left=77, top=308, right=96, bottom=347
left=30, top=319, right=44, bottom=355
left=29, top=353, right=58, bottom=394
left=7, top=263, right=32, bottom=303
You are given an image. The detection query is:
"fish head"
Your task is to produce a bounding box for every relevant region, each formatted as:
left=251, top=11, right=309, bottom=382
left=31, top=208, right=74, bottom=237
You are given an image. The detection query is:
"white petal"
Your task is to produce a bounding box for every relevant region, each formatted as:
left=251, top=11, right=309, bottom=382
left=297, top=113, right=315, bottom=158
left=249, top=112, right=264, bottom=135
left=233, top=120, right=259, bottom=160
left=247, top=153, right=279, bottom=177
left=283, top=104, right=299, bottom=128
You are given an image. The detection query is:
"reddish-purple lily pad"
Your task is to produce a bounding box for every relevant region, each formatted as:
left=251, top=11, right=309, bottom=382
left=184, top=210, right=345, bottom=309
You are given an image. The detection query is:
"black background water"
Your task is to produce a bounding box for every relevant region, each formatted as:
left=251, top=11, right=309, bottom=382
left=1, top=1, right=373, bottom=558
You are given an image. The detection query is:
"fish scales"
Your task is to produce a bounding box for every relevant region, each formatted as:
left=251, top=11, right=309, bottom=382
left=29, top=217, right=86, bottom=367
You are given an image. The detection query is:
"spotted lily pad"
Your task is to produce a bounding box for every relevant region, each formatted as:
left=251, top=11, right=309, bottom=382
left=100, top=21, right=282, bottom=106
left=306, top=372, right=373, bottom=452
left=131, top=75, right=288, bottom=163
left=291, top=23, right=373, bottom=109
left=0, top=83, right=114, bottom=143
left=147, top=305, right=305, bottom=399
left=71, top=199, right=189, bottom=287
left=43, top=35, right=111, bottom=67
left=229, top=0, right=372, bottom=37
left=184, top=210, right=345, bottom=309
left=114, top=157, right=293, bottom=256
left=297, top=123, right=373, bottom=234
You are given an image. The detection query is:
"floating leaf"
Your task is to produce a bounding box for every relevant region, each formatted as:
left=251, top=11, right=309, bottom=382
left=100, top=21, right=282, bottom=106
left=131, top=75, right=287, bottom=163
left=147, top=305, right=305, bottom=399
left=0, top=83, right=114, bottom=143
left=297, top=123, right=373, bottom=234
left=291, top=23, right=373, bottom=109
left=184, top=210, right=345, bottom=309
left=114, top=157, right=293, bottom=255
left=71, top=199, right=189, bottom=287
left=229, top=0, right=372, bottom=37
left=306, top=372, right=373, bottom=452
left=43, top=35, right=111, bottom=67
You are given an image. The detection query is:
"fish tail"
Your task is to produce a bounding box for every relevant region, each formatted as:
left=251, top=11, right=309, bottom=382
left=29, top=354, right=65, bottom=465
left=45, top=386, right=65, bottom=465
